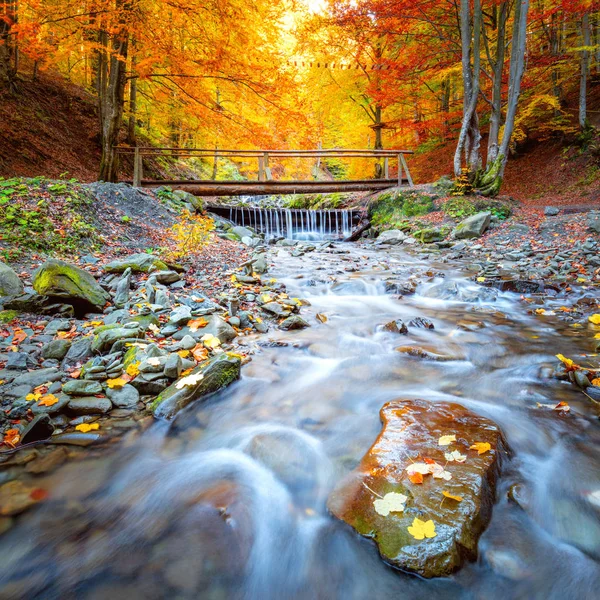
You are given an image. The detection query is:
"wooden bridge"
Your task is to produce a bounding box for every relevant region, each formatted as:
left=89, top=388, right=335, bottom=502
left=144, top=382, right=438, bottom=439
left=116, top=147, right=414, bottom=196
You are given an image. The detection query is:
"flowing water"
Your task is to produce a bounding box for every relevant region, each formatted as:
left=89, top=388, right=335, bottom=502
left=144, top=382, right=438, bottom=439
left=2, top=243, right=600, bottom=600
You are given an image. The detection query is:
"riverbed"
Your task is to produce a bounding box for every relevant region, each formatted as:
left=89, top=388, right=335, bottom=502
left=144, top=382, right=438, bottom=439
left=1, top=241, right=600, bottom=600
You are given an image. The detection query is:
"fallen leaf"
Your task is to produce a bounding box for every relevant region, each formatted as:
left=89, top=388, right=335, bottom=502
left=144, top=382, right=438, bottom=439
left=444, top=450, right=467, bottom=463
left=316, top=313, right=328, bottom=323
left=189, top=318, right=209, bottom=332
left=591, top=378, right=600, bottom=386
left=175, top=372, right=204, bottom=389
left=408, top=472, right=424, bottom=484
left=201, top=333, right=221, bottom=348
left=556, top=354, right=577, bottom=370
left=26, top=393, right=42, bottom=402
left=70, top=369, right=82, bottom=379
left=148, top=323, right=161, bottom=335
left=125, top=362, right=140, bottom=377
left=430, top=463, right=452, bottom=480
left=146, top=357, right=162, bottom=366
left=470, top=442, right=491, bottom=455
left=106, top=378, right=127, bottom=389
left=38, top=394, right=59, bottom=407
left=177, top=349, right=190, bottom=358
left=476, top=277, right=486, bottom=282
left=2, top=428, right=20, bottom=447
left=442, top=491, right=463, bottom=502
left=438, top=434, right=456, bottom=446
left=29, top=488, right=48, bottom=501
left=12, top=329, right=27, bottom=344
left=406, top=462, right=433, bottom=476
left=75, top=423, right=100, bottom=433
left=373, top=492, right=408, bottom=516
left=408, top=517, right=437, bottom=540
left=589, top=314, right=600, bottom=325
left=554, top=401, right=570, bottom=412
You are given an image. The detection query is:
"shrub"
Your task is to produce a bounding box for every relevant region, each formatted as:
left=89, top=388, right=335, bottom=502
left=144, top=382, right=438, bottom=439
left=442, top=197, right=477, bottom=219
left=166, top=214, right=215, bottom=260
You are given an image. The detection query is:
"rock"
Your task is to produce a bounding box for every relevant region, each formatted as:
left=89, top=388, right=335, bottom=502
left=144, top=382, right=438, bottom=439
left=104, top=253, right=168, bottom=274
left=155, top=270, right=181, bottom=285
left=62, top=337, right=93, bottom=369
left=544, top=206, right=560, bottom=216
left=91, top=324, right=144, bottom=353
left=279, top=315, right=310, bottom=330
left=376, top=230, right=407, bottom=245
left=114, top=268, right=132, bottom=308
left=13, top=368, right=61, bottom=388
left=106, top=384, right=139, bottom=408
left=62, top=379, right=103, bottom=396
left=151, top=354, right=241, bottom=419
left=408, top=317, right=434, bottom=329
left=416, top=228, right=445, bottom=243
left=68, top=396, right=112, bottom=415
left=253, top=253, right=268, bottom=274
left=169, top=305, right=192, bottom=326
left=327, top=399, right=506, bottom=578
left=3, top=293, right=74, bottom=316
left=232, top=226, right=255, bottom=240
left=384, top=280, right=417, bottom=295
left=49, top=432, right=103, bottom=446
left=588, top=212, right=600, bottom=233
left=164, top=353, right=183, bottom=379
left=382, top=319, right=408, bottom=334
left=0, top=260, right=24, bottom=297
left=31, top=393, right=70, bottom=415
left=32, top=259, right=109, bottom=312
left=20, top=414, right=54, bottom=444
left=0, top=480, right=47, bottom=516
left=172, top=315, right=236, bottom=343
left=6, top=352, right=28, bottom=370
left=42, top=339, right=72, bottom=360
left=452, top=212, right=491, bottom=240
left=396, top=345, right=463, bottom=361
left=43, top=319, right=72, bottom=334
left=261, top=302, right=289, bottom=317
left=25, top=447, right=69, bottom=474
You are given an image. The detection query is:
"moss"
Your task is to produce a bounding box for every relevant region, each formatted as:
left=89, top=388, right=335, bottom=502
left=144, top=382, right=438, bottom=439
left=127, top=314, right=160, bottom=330
left=443, top=197, right=477, bottom=219
left=369, top=190, right=434, bottom=229
left=0, top=310, right=19, bottom=323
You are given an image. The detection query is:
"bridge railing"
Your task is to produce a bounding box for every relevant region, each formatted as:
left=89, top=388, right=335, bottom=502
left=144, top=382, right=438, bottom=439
left=115, top=147, right=414, bottom=191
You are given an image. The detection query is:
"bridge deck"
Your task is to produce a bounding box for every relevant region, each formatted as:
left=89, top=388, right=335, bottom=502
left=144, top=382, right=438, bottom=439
left=139, top=178, right=405, bottom=196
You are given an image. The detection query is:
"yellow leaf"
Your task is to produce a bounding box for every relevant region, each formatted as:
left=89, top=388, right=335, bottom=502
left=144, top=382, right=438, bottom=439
left=316, top=313, right=328, bottom=323
left=75, top=423, right=100, bottom=433
left=442, top=491, right=463, bottom=502
left=438, top=434, right=456, bottom=446
left=373, top=492, right=408, bottom=516
left=230, top=274, right=237, bottom=282
left=407, top=518, right=437, bottom=540
left=555, top=354, right=575, bottom=369
left=594, top=334, right=600, bottom=339
left=26, top=393, right=42, bottom=402
left=201, top=333, right=221, bottom=348
left=38, top=394, right=59, bottom=407
left=126, top=362, right=140, bottom=377
left=589, top=314, right=600, bottom=325
left=107, top=378, right=127, bottom=389
left=177, top=349, right=190, bottom=358
left=591, top=378, right=600, bottom=386
left=476, top=277, right=486, bottom=282
left=470, top=442, right=491, bottom=455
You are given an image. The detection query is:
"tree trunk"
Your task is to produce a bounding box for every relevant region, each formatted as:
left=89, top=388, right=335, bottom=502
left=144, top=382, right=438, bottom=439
left=579, top=12, right=590, bottom=129
left=0, top=0, right=17, bottom=90
left=98, top=0, right=131, bottom=182
left=453, top=0, right=482, bottom=177
left=126, top=38, right=137, bottom=145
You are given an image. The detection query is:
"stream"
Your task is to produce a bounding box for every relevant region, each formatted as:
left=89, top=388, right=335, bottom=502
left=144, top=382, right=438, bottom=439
left=2, top=241, right=600, bottom=600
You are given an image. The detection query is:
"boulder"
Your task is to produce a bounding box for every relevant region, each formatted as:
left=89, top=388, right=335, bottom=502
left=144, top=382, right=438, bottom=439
left=452, top=212, right=491, bottom=240
left=68, top=396, right=112, bottom=415
left=544, top=206, right=560, bottom=217
left=172, top=315, right=236, bottom=344
left=106, top=384, right=139, bottom=408
left=32, top=259, right=109, bottom=311
left=279, top=315, right=310, bottom=330
left=91, top=324, right=144, bottom=353
left=0, top=261, right=23, bottom=298
left=41, top=339, right=72, bottom=360
left=151, top=354, right=241, bottom=419
left=232, top=226, right=255, bottom=240
left=173, top=189, right=205, bottom=212
left=327, top=399, right=506, bottom=578
left=104, top=253, right=168, bottom=274
left=376, top=230, right=407, bottom=245
left=62, top=379, right=103, bottom=396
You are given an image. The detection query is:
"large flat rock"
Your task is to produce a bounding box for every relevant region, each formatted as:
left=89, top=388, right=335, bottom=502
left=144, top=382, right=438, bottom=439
left=327, top=399, right=506, bottom=578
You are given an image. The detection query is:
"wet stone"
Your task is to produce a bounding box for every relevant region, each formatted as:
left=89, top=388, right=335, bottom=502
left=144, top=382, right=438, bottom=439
left=382, top=319, right=408, bottom=334
left=62, top=379, right=103, bottom=396
left=68, top=396, right=112, bottom=415
left=106, top=384, right=139, bottom=408
left=327, top=399, right=506, bottom=578
left=42, top=339, right=72, bottom=360
left=5, top=352, right=28, bottom=370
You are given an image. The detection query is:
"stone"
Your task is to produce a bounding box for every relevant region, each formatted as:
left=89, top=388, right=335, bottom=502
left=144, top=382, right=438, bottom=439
left=232, top=226, right=255, bottom=240
left=106, top=384, right=139, bottom=408
left=62, top=337, right=93, bottom=370
left=91, top=324, right=144, bottom=353
left=544, top=206, right=560, bottom=216
left=253, top=253, right=268, bottom=274
left=327, top=399, right=506, bottom=578
left=43, top=319, right=72, bottom=334
left=3, top=293, right=73, bottom=316
left=408, top=317, right=435, bottom=330
left=49, top=432, right=103, bottom=446
left=169, top=305, right=192, bottom=326
left=68, top=396, right=112, bottom=415
left=172, top=314, right=236, bottom=343
left=104, top=253, right=168, bottom=274
left=0, top=260, right=24, bottom=297
left=31, top=393, right=70, bottom=415
left=42, top=339, right=72, bottom=360
left=589, top=212, right=600, bottom=233
left=5, top=352, right=28, bottom=370
left=376, top=230, right=407, bottom=245
left=164, top=353, right=183, bottom=379
left=20, top=414, right=54, bottom=444
left=155, top=270, right=181, bottom=285
left=452, top=212, right=491, bottom=240
left=151, top=354, right=241, bottom=419
left=0, top=480, right=47, bottom=516
left=279, top=315, right=310, bottom=330
left=32, top=259, right=110, bottom=311
left=13, top=368, right=62, bottom=389
left=382, top=319, right=408, bottom=334
left=261, top=302, right=289, bottom=317
left=114, top=268, right=132, bottom=308
left=25, top=447, right=69, bottom=474
left=62, top=379, right=103, bottom=396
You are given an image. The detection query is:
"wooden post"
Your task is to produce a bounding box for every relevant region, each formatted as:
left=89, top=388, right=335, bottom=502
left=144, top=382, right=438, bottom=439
left=384, top=157, right=389, bottom=179
left=258, top=155, right=265, bottom=181
left=133, top=147, right=143, bottom=187
left=264, top=152, right=272, bottom=180
left=397, top=154, right=403, bottom=186
left=399, top=153, right=414, bottom=187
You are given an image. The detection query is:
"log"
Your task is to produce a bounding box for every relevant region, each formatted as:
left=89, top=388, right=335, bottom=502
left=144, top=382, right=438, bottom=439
left=344, top=218, right=371, bottom=242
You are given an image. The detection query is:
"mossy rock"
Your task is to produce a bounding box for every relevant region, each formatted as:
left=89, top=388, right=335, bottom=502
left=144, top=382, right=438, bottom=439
left=151, top=353, right=241, bottom=419
left=126, top=313, right=160, bottom=330
left=0, top=261, right=24, bottom=298
left=33, top=259, right=109, bottom=311
left=414, top=228, right=446, bottom=243
left=442, top=197, right=477, bottom=219
left=104, top=253, right=168, bottom=274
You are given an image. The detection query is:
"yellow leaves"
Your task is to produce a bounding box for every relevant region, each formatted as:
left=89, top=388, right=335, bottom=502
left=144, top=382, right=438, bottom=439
left=230, top=274, right=237, bottom=283
left=316, top=313, right=328, bottom=323
left=591, top=378, right=600, bottom=386
left=438, top=434, right=456, bottom=446
left=175, top=372, right=204, bottom=389
left=408, top=518, right=437, bottom=540
left=373, top=492, right=408, bottom=516
left=589, top=314, right=600, bottom=325
left=556, top=354, right=577, bottom=371
left=26, top=393, right=42, bottom=402
left=177, top=349, right=191, bottom=358
left=442, top=491, right=463, bottom=502
left=188, top=318, right=208, bottom=332
left=75, top=423, right=100, bottom=433
left=106, top=378, right=127, bottom=389
left=166, top=215, right=214, bottom=260
left=476, top=277, right=486, bottom=282
left=38, top=394, right=59, bottom=407
left=470, top=442, right=491, bottom=455
left=201, top=333, right=221, bottom=348
left=125, top=362, right=140, bottom=378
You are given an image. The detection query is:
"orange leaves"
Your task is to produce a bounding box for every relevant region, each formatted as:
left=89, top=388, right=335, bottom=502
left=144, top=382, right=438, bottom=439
left=75, top=423, right=100, bottom=433
left=556, top=354, right=578, bottom=371
left=2, top=428, right=21, bottom=447
left=188, top=318, right=208, bottom=332
left=470, top=442, right=491, bottom=455
left=38, top=394, right=59, bottom=407
left=408, top=472, right=423, bottom=484
left=11, top=329, right=27, bottom=345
